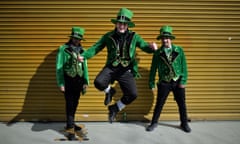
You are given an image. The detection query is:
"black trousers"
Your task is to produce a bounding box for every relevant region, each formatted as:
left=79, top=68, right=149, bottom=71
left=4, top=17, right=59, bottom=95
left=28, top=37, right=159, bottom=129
left=64, top=74, right=84, bottom=128
left=94, top=65, right=137, bottom=105
left=151, top=80, right=189, bottom=124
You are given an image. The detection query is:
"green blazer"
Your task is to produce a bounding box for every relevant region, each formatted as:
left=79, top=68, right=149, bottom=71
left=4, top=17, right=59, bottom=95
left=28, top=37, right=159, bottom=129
left=56, top=44, right=89, bottom=87
left=149, top=44, right=188, bottom=89
left=82, top=30, right=154, bottom=78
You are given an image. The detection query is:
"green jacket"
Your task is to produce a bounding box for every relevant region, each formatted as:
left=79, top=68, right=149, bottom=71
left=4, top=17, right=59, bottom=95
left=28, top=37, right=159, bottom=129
left=82, top=30, right=154, bottom=78
left=56, top=44, right=89, bottom=87
left=149, top=44, right=188, bottom=89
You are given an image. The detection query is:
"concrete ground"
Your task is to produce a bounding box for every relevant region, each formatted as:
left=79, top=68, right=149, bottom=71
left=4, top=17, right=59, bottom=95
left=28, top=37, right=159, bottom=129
left=0, top=121, right=239, bottom=144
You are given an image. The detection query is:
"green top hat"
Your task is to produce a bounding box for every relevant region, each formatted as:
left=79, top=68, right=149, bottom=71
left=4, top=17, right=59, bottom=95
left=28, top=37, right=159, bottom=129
left=111, top=8, right=135, bottom=28
left=69, top=26, right=85, bottom=40
left=157, top=25, right=175, bottom=40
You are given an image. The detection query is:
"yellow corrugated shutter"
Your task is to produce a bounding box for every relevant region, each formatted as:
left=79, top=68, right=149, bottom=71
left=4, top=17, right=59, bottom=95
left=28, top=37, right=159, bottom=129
left=0, top=0, right=240, bottom=122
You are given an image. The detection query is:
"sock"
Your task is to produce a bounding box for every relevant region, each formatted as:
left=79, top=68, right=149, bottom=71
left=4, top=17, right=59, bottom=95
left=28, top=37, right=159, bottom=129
left=117, top=100, right=126, bottom=111
left=104, top=85, right=111, bottom=93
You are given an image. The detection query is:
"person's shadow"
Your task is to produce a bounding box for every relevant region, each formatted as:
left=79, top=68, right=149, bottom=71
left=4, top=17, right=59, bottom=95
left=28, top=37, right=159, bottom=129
left=112, top=53, right=154, bottom=123
left=6, top=49, right=66, bottom=134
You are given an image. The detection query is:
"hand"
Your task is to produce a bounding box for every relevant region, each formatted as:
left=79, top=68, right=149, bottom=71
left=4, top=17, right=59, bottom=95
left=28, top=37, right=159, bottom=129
left=179, top=84, right=185, bottom=88
left=77, top=55, right=84, bottom=62
left=83, top=84, right=88, bottom=90
left=59, top=86, right=65, bottom=92
left=82, top=84, right=88, bottom=94
left=149, top=42, right=158, bottom=51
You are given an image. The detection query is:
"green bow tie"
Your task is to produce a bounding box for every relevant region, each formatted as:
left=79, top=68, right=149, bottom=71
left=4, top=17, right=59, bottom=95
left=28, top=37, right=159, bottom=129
left=164, top=47, right=172, bottom=57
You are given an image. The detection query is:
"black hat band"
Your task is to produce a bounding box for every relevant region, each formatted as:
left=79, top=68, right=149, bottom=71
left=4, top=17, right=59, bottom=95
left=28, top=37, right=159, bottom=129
left=71, top=32, right=83, bottom=38
left=162, top=32, right=172, bottom=35
left=117, top=16, right=130, bottom=22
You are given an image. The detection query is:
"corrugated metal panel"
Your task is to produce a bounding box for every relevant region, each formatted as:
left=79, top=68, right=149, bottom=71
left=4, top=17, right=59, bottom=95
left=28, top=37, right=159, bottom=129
left=0, top=0, right=240, bottom=122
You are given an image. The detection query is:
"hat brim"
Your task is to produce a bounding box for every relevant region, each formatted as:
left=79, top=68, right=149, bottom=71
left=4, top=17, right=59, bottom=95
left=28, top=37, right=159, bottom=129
left=111, top=19, right=135, bottom=28
left=157, top=34, right=175, bottom=40
left=69, top=35, right=85, bottom=41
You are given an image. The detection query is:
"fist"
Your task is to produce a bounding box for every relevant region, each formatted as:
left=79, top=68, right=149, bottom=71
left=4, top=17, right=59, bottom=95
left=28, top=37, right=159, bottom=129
left=149, top=42, right=158, bottom=51
left=179, top=84, right=186, bottom=88
left=59, top=86, right=65, bottom=92
left=77, top=55, right=84, bottom=62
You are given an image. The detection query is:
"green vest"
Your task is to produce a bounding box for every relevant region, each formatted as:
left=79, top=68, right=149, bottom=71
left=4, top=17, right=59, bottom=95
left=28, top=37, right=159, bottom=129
left=63, top=48, right=84, bottom=78
left=163, top=47, right=179, bottom=81
left=111, top=31, right=132, bottom=67
left=112, top=44, right=131, bottom=67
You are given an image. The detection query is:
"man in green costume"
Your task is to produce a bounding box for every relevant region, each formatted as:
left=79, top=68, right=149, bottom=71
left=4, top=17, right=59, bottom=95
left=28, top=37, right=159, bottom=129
left=146, top=25, right=191, bottom=133
left=80, top=8, right=157, bottom=123
left=56, top=27, right=89, bottom=140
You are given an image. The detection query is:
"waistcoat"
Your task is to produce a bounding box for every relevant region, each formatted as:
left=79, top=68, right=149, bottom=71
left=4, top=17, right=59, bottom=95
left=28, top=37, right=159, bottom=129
left=111, top=31, right=134, bottom=67
left=63, top=47, right=84, bottom=78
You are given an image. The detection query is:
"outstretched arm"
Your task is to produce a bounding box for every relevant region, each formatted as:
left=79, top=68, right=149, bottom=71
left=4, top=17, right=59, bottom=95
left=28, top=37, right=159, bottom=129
left=136, top=34, right=157, bottom=53
left=77, top=36, right=106, bottom=62
left=82, top=36, right=106, bottom=59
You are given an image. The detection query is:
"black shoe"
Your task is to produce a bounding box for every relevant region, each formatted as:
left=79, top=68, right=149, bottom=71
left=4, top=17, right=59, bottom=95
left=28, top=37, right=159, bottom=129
left=180, top=123, right=191, bottom=133
left=67, top=133, right=77, bottom=141
left=75, top=128, right=89, bottom=141
left=65, top=127, right=77, bottom=141
left=74, top=124, right=82, bottom=131
left=146, top=123, right=158, bottom=132
left=104, top=88, right=116, bottom=106
left=108, top=104, right=119, bottom=123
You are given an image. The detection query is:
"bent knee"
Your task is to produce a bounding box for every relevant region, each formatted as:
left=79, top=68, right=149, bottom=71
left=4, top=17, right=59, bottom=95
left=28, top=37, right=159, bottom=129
left=94, top=79, right=106, bottom=91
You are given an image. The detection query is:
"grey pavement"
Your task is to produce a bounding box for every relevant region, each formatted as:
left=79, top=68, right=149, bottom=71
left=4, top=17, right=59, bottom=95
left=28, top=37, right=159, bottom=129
left=0, top=121, right=240, bottom=144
